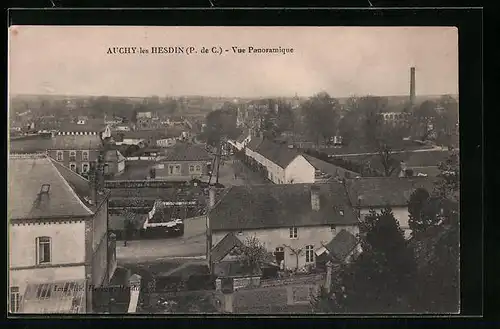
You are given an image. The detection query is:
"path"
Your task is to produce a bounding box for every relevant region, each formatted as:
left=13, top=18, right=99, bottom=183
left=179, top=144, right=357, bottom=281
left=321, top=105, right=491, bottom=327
left=328, top=145, right=448, bottom=158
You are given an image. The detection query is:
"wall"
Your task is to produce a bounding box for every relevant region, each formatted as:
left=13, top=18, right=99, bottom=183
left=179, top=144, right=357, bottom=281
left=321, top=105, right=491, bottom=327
left=212, top=225, right=359, bottom=270
left=360, top=206, right=411, bottom=238
left=9, top=265, right=86, bottom=298
left=10, top=221, right=86, bottom=268
left=91, top=202, right=109, bottom=287
left=155, top=160, right=208, bottom=181
left=285, top=155, right=315, bottom=184
left=48, top=149, right=99, bottom=174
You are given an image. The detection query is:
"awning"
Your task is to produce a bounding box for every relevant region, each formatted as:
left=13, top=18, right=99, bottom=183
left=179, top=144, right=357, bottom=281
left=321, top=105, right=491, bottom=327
left=20, top=279, right=86, bottom=314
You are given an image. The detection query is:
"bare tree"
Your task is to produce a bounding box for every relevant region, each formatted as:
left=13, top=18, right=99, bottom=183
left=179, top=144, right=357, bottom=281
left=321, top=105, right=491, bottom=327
left=376, top=141, right=400, bottom=177
left=283, top=244, right=304, bottom=272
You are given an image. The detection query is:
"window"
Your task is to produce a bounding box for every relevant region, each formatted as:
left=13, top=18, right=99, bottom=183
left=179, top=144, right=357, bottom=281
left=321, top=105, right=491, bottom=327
left=69, top=163, right=76, bottom=172
left=104, top=164, right=109, bottom=174
left=330, top=225, right=336, bottom=232
left=169, top=164, right=181, bottom=175
left=237, top=231, right=243, bottom=236
left=305, top=245, right=314, bottom=263
left=195, top=165, right=201, bottom=172
left=36, top=285, right=51, bottom=299
left=69, top=151, right=76, bottom=162
left=82, top=151, right=89, bottom=161
left=56, top=151, right=63, bottom=161
left=289, top=227, right=298, bottom=239
left=82, top=163, right=89, bottom=173
left=10, top=287, right=20, bottom=313
left=339, top=210, right=344, bottom=216
left=189, top=165, right=195, bottom=172
left=36, top=236, right=51, bottom=264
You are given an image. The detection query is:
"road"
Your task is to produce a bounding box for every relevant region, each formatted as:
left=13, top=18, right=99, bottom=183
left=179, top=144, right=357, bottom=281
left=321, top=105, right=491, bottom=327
left=328, top=145, right=448, bottom=158
left=214, top=157, right=270, bottom=187
left=116, top=215, right=207, bottom=263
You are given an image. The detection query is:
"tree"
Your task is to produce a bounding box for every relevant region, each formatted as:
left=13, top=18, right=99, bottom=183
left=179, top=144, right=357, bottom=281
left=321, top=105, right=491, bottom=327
left=376, top=141, right=401, bottom=177
left=434, top=150, right=460, bottom=202
left=282, top=245, right=303, bottom=272
left=121, top=198, right=143, bottom=246
left=408, top=188, right=431, bottom=236
left=301, top=92, right=341, bottom=146
left=314, top=207, right=417, bottom=313
left=236, top=236, right=273, bottom=272
left=203, top=108, right=239, bottom=147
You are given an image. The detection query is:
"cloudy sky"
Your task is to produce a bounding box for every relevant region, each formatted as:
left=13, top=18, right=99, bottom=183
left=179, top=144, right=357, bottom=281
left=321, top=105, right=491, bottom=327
left=8, top=26, right=458, bottom=98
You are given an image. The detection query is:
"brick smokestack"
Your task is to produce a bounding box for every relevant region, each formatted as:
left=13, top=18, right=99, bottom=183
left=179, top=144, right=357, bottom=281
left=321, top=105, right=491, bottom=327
left=410, top=67, right=416, bottom=106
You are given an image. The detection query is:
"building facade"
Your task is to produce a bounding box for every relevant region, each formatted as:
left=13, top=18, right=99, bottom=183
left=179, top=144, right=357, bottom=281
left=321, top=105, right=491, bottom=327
left=208, top=184, right=361, bottom=273
left=8, top=154, right=115, bottom=313
left=154, top=144, right=213, bottom=181
left=47, top=135, right=103, bottom=176
left=245, top=138, right=315, bottom=184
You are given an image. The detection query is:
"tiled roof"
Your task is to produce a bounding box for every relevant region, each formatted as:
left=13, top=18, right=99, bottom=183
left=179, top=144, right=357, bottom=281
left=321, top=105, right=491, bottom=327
left=58, top=120, right=106, bottom=133
left=9, top=136, right=54, bottom=154
left=164, top=144, right=213, bottom=162
left=345, top=177, right=436, bottom=208
left=51, top=135, right=103, bottom=150
left=303, top=154, right=360, bottom=177
left=325, top=229, right=359, bottom=261
left=209, top=183, right=358, bottom=231
left=247, top=138, right=301, bottom=169
left=211, top=232, right=244, bottom=263
left=8, top=154, right=94, bottom=220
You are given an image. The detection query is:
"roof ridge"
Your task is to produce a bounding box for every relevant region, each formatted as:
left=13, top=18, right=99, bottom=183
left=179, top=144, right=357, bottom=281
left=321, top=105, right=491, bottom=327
left=48, top=158, right=93, bottom=215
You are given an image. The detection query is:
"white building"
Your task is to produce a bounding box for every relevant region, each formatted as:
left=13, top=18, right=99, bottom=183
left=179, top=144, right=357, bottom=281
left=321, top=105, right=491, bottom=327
left=207, top=184, right=362, bottom=273
left=8, top=154, right=116, bottom=313
left=245, top=137, right=315, bottom=184
left=345, top=177, right=435, bottom=239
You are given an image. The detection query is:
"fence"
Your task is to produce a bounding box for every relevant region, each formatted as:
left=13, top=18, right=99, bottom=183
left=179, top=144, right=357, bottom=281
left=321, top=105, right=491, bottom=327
left=126, top=156, right=158, bottom=161
left=259, top=273, right=326, bottom=289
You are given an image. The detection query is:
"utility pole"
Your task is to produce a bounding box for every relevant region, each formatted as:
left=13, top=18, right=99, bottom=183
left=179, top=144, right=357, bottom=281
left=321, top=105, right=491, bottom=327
left=215, top=139, right=222, bottom=184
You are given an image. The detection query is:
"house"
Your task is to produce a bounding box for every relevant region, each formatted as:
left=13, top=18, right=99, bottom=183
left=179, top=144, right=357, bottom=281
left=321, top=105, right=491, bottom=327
left=228, top=129, right=252, bottom=152
left=57, top=119, right=109, bottom=138
left=112, top=129, right=180, bottom=149
left=302, top=154, right=360, bottom=183
left=156, top=137, right=177, bottom=148
left=8, top=154, right=115, bottom=313
left=103, top=150, right=126, bottom=176
left=207, top=183, right=360, bottom=273
left=245, top=137, right=315, bottom=184
left=345, top=177, right=435, bottom=238
left=153, top=144, right=213, bottom=181
left=47, top=135, right=103, bottom=176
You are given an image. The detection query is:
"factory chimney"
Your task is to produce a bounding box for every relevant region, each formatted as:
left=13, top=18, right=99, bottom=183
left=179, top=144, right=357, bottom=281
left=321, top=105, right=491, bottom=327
left=410, top=67, right=416, bottom=106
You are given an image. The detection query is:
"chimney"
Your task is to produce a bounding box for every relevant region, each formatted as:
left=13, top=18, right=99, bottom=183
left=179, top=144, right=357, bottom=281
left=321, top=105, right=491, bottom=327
left=310, top=185, right=320, bottom=211
left=410, top=67, right=416, bottom=106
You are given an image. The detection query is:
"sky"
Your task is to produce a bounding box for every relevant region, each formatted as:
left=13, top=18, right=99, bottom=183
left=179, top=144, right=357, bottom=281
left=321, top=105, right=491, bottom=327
left=8, top=26, right=458, bottom=98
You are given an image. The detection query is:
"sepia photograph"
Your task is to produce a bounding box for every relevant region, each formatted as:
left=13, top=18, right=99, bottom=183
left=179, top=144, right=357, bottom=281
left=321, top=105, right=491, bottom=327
left=8, top=26, right=459, bottom=315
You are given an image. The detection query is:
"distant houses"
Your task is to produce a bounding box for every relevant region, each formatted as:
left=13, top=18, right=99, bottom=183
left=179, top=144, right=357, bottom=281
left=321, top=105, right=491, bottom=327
left=153, top=143, right=213, bottom=181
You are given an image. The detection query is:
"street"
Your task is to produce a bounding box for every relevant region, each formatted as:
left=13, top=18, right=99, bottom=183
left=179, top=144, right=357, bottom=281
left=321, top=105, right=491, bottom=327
left=214, top=157, right=269, bottom=187
left=116, top=215, right=207, bottom=263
